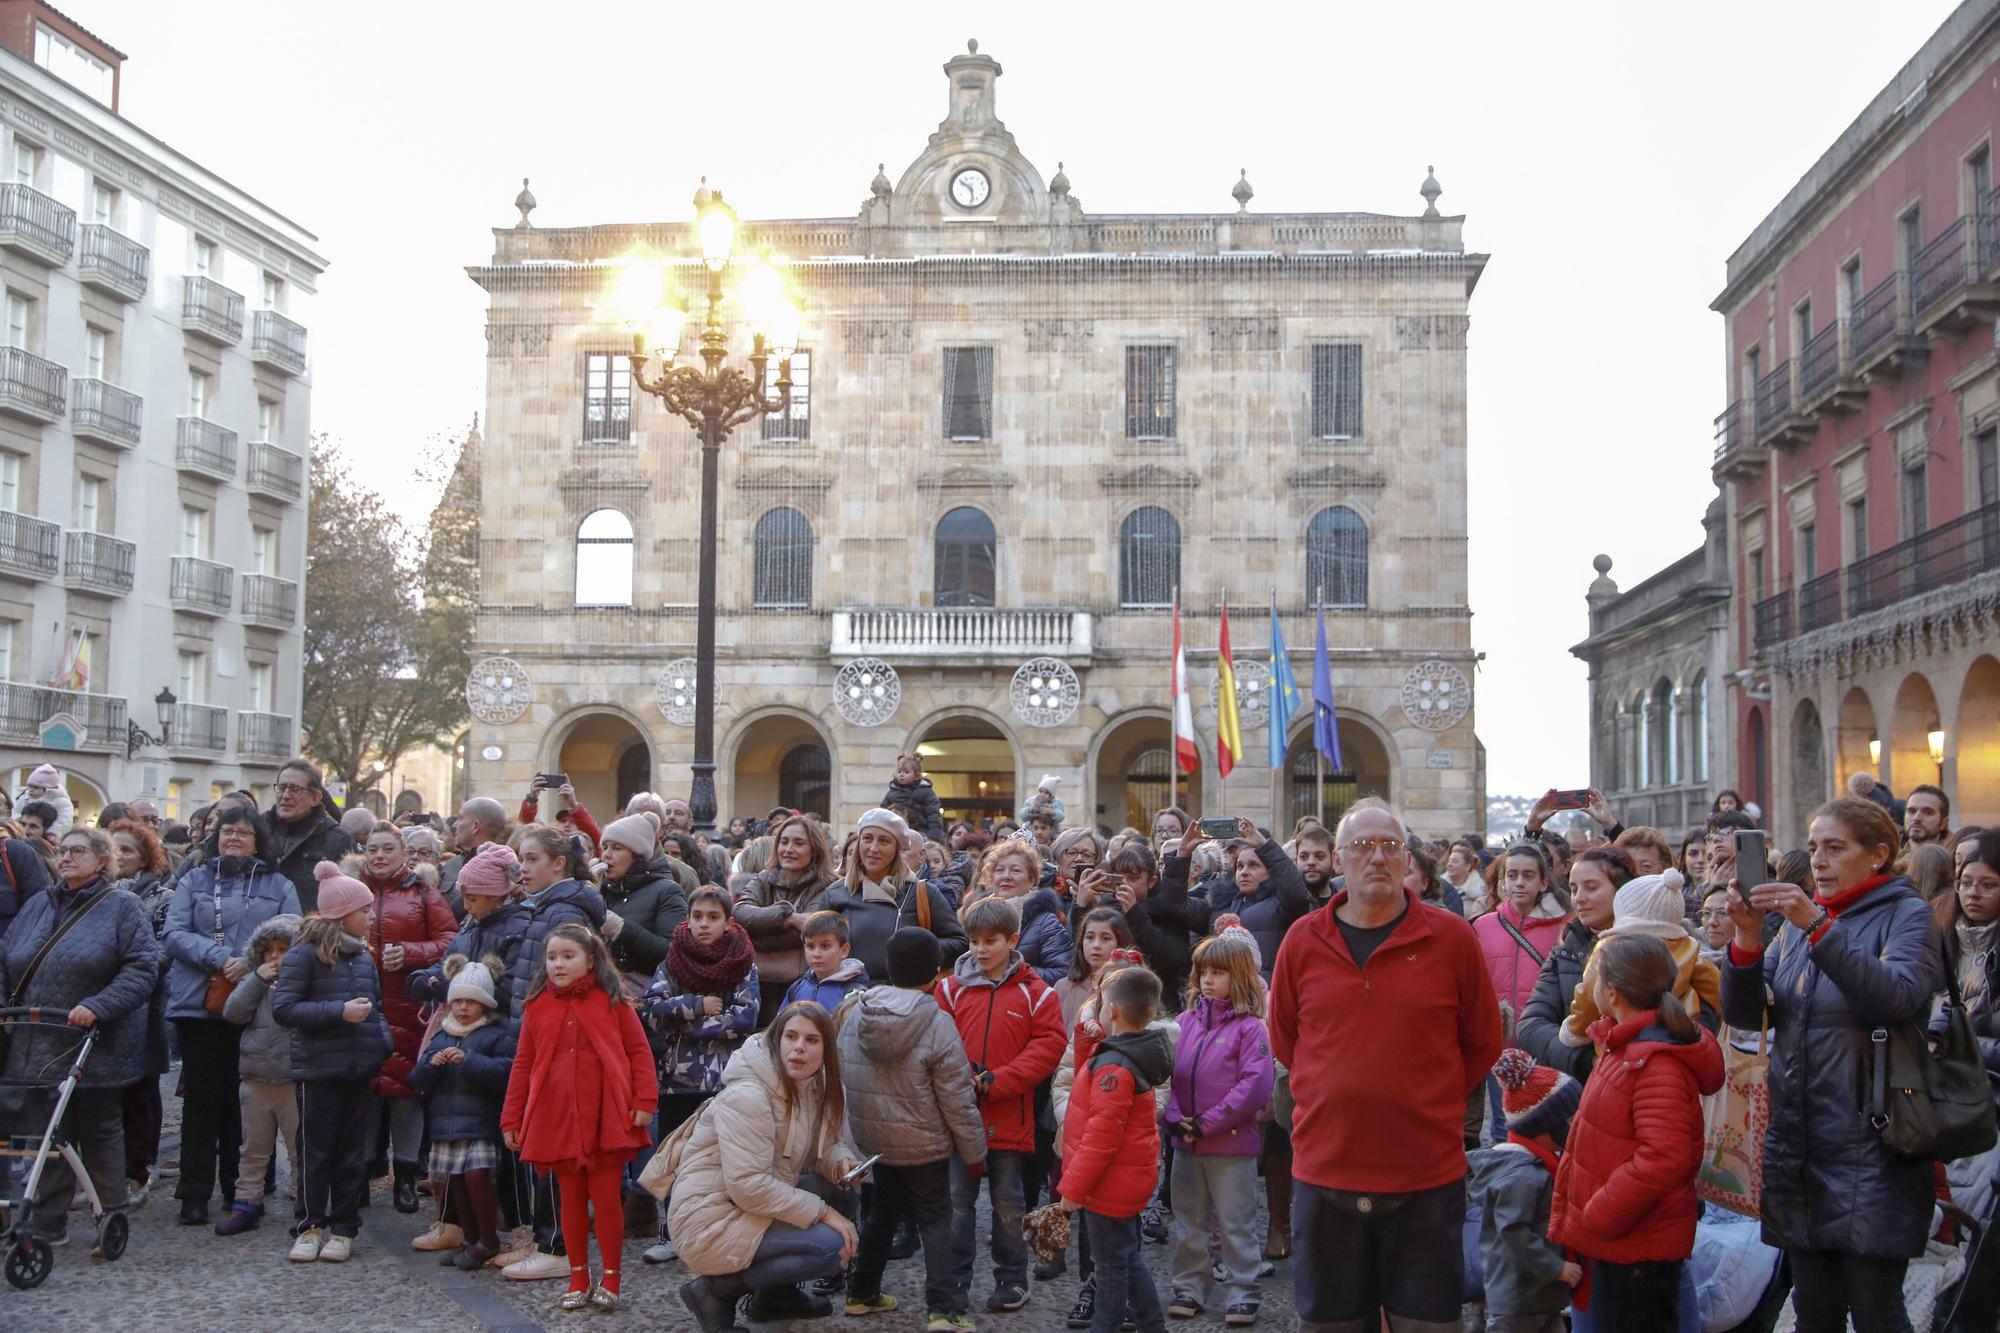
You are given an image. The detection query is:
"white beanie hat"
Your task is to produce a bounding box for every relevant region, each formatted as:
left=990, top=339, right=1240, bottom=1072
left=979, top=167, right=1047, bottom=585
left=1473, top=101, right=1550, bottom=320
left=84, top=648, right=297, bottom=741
left=1036, top=774, right=1062, bottom=792
left=1606, top=869, right=1690, bottom=941
left=447, top=960, right=498, bottom=1009
left=26, top=763, right=59, bottom=788
left=856, top=807, right=910, bottom=841
left=600, top=811, right=660, bottom=857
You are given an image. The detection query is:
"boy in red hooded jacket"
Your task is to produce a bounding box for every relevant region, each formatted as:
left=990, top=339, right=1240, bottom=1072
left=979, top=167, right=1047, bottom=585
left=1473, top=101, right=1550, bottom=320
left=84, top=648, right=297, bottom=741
left=1060, top=965, right=1173, bottom=1333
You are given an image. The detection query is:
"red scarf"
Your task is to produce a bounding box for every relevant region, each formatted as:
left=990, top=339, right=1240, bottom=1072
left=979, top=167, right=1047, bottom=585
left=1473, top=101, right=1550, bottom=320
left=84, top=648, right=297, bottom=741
left=1814, top=872, right=1894, bottom=917
left=666, top=919, right=754, bottom=993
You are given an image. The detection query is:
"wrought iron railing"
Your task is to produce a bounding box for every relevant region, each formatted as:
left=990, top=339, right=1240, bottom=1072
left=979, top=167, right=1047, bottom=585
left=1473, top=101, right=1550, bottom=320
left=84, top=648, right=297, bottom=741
left=168, top=555, right=232, bottom=614
left=1798, top=321, right=1844, bottom=398
left=1798, top=570, right=1843, bottom=633
left=241, top=573, right=298, bottom=626
left=181, top=275, right=244, bottom=343
left=0, top=345, right=66, bottom=419
left=1754, top=360, right=1792, bottom=431
left=72, top=377, right=141, bottom=446
left=1847, top=499, right=2000, bottom=617
left=173, top=701, right=229, bottom=754
left=0, top=183, right=75, bottom=262
left=1850, top=273, right=1902, bottom=362
left=63, top=530, right=134, bottom=592
left=77, top=224, right=148, bottom=296
left=0, top=682, right=126, bottom=750
left=1753, top=589, right=1793, bottom=647
left=1913, top=217, right=1974, bottom=316
left=250, top=310, right=307, bottom=374
left=238, top=711, right=294, bottom=760
left=175, top=416, right=238, bottom=478
left=0, top=509, right=59, bottom=578
left=245, top=441, right=303, bottom=500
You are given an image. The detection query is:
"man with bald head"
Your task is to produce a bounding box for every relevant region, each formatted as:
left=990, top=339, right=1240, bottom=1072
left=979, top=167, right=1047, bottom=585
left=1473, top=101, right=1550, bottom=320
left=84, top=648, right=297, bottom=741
left=627, top=792, right=699, bottom=894
left=441, top=796, right=510, bottom=920
left=1269, top=797, right=1501, bottom=1333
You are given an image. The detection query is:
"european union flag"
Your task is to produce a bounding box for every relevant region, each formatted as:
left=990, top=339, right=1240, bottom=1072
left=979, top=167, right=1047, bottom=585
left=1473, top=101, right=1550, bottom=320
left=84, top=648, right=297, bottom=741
left=1268, top=599, right=1301, bottom=770
left=1313, top=602, right=1343, bottom=770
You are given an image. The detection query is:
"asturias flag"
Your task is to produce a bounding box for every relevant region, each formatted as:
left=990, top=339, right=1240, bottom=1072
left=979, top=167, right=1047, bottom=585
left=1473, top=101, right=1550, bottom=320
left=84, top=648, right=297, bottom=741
left=1312, top=601, right=1343, bottom=770
left=1216, top=597, right=1242, bottom=779
left=1268, top=599, right=1300, bottom=770
left=1172, top=595, right=1199, bottom=775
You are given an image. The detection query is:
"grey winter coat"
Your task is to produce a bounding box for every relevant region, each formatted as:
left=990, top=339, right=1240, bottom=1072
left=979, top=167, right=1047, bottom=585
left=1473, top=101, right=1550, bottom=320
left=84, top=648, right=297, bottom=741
left=1468, top=1144, right=1569, bottom=1316
left=1721, top=875, right=1942, bottom=1259
left=836, top=986, right=986, bottom=1168
left=222, top=914, right=302, bottom=1083
left=503, top=878, right=606, bottom=1021
left=271, top=932, right=392, bottom=1083
left=1515, top=919, right=1598, bottom=1079
left=161, top=856, right=299, bottom=1021
left=0, top=879, right=156, bottom=1091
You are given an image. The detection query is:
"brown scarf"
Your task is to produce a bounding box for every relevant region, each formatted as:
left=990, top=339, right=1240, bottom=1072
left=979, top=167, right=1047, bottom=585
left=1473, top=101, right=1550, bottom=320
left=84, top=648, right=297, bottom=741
left=666, top=919, right=754, bottom=993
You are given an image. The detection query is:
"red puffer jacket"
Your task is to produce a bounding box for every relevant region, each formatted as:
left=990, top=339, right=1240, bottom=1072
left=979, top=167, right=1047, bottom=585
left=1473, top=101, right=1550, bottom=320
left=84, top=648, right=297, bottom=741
left=1548, top=1010, right=1724, bottom=1263
left=935, top=949, right=1066, bottom=1152
left=1059, top=1028, right=1173, bottom=1218
left=367, top=869, right=458, bottom=1098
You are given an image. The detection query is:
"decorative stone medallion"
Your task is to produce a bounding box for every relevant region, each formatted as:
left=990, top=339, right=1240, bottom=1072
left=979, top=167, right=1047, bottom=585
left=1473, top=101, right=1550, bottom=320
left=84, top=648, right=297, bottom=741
left=833, top=657, right=901, bottom=727
left=466, top=657, right=532, bottom=725
left=1209, top=658, right=1273, bottom=730
left=1400, top=659, right=1471, bottom=731
left=1010, top=656, right=1080, bottom=727
left=655, top=658, right=699, bottom=726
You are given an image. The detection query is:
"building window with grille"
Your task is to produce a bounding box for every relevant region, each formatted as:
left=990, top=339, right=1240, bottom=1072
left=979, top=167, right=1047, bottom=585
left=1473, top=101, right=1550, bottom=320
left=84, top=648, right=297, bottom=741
left=1310, top=344, right=1363, bottom=439
left=583, top=353, right=631, bottom=444
left=942, top=347, right=993, bottom=442
left=1125, top=346, right=1176, bottom=439
left=1118, top=506, right=1180, bottom=608
left=934, top=506, right=996, bottom=607
left=1901, top=459, right=1928, bottom=539
left=1848, top=498, right=1869, bottom=563
left=752, top=507, right=813, bottom=608
left=574, top=508, right=634, bottom=607
left=1978, top=427, right=1999, bottom=508
left=1305, top=506, right=1368, bottom=608
left=761, top=350, right=811, bottom=442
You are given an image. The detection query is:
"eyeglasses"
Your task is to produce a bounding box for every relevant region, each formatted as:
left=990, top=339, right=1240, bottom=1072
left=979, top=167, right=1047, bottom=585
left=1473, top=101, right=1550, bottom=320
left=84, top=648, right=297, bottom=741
left=274, top=782, right=311, bottom=796
left=1341, top=837, right=1407, bottom=860
left=55, top=845, right=91, bottom=859
left=1697, top=909, right=1731, bottom=922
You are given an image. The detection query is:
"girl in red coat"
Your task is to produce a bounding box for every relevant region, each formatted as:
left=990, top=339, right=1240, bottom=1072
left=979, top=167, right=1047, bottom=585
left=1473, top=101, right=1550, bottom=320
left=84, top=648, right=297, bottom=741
left=1547, top=935, right=1723, bottom=1333
left=501, top=923, right=658, bottom=1311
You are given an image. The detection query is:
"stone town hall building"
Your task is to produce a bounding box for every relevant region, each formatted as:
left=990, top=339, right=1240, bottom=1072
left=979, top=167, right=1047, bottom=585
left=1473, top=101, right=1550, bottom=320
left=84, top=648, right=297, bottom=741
left=459, top=42, right=1487, bottom=836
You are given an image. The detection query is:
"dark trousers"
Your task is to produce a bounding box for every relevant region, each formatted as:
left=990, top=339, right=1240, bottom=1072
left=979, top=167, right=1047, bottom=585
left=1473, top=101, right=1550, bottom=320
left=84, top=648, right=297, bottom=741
left=1788, top=1249, right=1912, bottom=1333
left=851, top=1159, right=954, bottom=1313
left=22, top=1087, right=127, bottom=1240
left=119, top=1076, right=161, bottom=1184
left=1590, top=1258, right=1682, bottom=1333
left=172, top=1017, right=242, bottom=1205
left=951, top=1149, right=1028, bottom=1300
left=1086, top=1209, right=1165, bottom=1333
left=296, top=1077, right=370, bottom=1239
left=530, top=1166, right=566, bottom=1254
left=1292, top=1176, right=1465, bottom=1326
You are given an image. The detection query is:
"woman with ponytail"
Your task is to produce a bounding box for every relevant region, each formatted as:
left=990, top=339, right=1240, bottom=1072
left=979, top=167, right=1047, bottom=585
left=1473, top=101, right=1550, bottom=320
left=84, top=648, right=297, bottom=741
left=1547, top=935, right=1722, bottom=1333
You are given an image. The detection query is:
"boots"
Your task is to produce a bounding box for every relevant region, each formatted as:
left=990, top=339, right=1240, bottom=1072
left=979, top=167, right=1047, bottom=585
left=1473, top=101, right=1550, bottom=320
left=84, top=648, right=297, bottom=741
left=453, top=1170, right=501, bottom=1272
left=1260, top=1153, right=1291, bottom=1261
left=392, top=1162, right=420, bottom=1214
left=680, top=1273, right=750, bottom=1333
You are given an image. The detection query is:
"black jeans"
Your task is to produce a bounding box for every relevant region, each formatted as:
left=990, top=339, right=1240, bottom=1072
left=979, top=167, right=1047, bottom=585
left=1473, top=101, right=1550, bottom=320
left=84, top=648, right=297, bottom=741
left=1591, top=1259, right=1681, bottom=1333
left=119, top=1076, right=161, bottom=1183
left=1086, top=1209, right=1165, bottom=1333
left=851, top=1159, right=954, bottom=1313
left=1291, top=1177, right=1465, bottom=1325
left=172, top=1018, right=242, bottom=1205
left=21, top=1087, right=127, bottom=1241
left=1788, top=1248, right=1912, bottom=1333
left=297, top=1077, right=371, bottom=1238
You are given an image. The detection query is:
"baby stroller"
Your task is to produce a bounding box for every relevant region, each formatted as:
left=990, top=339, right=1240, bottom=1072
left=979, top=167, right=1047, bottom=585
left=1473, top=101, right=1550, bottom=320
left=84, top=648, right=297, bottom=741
left=0, top=1007, right=128, bottom=1288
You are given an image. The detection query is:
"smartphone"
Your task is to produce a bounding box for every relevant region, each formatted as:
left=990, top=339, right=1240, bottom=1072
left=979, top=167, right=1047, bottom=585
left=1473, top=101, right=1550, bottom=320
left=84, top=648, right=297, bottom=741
left=839, top=1153, right=883, bottom=1186
left=1196, top=817, right=1238, bottom=839
left=1733, top=829, right=1769, bottom=881
left=538, top=772, right=569, bottom=789
left=1547, top=789, right=1592, bottom=812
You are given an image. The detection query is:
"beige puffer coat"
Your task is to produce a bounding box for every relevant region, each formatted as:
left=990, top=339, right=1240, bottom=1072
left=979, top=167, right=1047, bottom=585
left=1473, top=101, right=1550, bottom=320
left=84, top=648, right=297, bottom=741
left=666, top=1037, right=857, bottom=1277
left=836, top=986, right=986, bottom=1168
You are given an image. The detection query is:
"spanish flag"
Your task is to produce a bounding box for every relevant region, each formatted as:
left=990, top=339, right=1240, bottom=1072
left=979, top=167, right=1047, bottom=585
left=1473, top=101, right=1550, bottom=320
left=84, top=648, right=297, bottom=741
left=1216, top=596, right=1242, bottom=779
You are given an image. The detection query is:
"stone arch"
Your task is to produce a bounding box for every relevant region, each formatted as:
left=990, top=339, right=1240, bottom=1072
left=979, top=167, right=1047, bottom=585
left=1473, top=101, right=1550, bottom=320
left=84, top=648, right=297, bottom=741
left=1835, top=686, right=1879, bottom=790
left=1277, top=709, right=1396, bottom=833
left=904, top=705, right=1023, bottom=827
left=720, top=705, right=838, bottom=824
left=1889, top=671, right=1943, bottom=793
left=1087, top=707, right=1201, bottom=831
left=1791, top=697, right=1827, bottom=834
left=1958, top=656, right=2000, bottom=826
left=541, top=704, right=655, bottom=819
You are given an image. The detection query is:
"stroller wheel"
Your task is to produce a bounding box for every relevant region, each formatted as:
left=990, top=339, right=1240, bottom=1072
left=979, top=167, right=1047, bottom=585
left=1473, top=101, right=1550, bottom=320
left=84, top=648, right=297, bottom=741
left=4, top=1236, right=51, bottom=1289
left=96, top=1212, right=128, bottom=1261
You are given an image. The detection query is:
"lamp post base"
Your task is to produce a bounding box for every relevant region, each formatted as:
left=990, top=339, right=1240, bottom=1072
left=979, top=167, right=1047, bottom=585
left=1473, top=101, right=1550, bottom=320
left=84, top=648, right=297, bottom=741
left=689, top=761, right=718, bottom=835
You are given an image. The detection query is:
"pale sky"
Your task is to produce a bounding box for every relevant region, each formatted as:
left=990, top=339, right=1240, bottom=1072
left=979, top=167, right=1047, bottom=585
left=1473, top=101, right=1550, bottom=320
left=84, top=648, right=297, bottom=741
left=67, top=0, right=1961, bottom=796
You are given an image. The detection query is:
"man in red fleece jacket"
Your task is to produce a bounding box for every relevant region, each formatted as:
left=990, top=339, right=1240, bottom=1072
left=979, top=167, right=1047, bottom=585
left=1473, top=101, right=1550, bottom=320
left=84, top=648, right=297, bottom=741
left=1269, top=797, right=1501, bottom=1333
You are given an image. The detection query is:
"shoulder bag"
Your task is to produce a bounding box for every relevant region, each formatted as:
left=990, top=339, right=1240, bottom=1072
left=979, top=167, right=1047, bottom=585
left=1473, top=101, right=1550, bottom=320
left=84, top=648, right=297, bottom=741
left=202, top=873, right=238, bottom=1015
left=1869, top=961, right=1999, bottom=1161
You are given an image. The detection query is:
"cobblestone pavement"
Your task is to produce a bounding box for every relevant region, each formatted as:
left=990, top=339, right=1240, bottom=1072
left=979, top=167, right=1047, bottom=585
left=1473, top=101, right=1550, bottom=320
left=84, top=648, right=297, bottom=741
left=3, top=1074, right=1306, bottom=1331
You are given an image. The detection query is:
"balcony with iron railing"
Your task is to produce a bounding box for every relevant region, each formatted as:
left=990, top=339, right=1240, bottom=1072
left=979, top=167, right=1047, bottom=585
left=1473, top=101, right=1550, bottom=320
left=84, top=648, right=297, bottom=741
left=1712, top=401, right=1765, bottom=479
left=245, top=441, right=304, bottom=502
left=1798, top=569, right=1843, bottom=633
left=71, top=377, right=141, bottom=448
left=1847, top=500, right=2000, bottom=618
left=831, top=607, right=1094, bottom=661
left=1753, top=359, right=1806, bottom=446
left=0, top=183, right=75, bottom=267
left=0, top=345, right=66, bottom=424
left=175, top=416, right=237, bottom=482
left=0, top=509, right=59, bottom=581
left=1851, top=272, right=1925, bottom=380
left=1796, top=320, right=1863, bottom=415
left=1752, top=588, right=1793, bottom=648
left=172, top=700, right=229, bottom=756
left=1913, top=215, right=2000, bottom=334
left=241, top=573, right=298, bottom=628
left=250, top=309, right=307, bottom=376
left=238, top=710, right=294, bottom=762
left=62, top=530, right=134, bottom=595
left=0, top=681, right=127, bottom=752
left=168, top=555, right=233, bottom=616
left=77, top=223, right=148, bottom=301
left=181, top=275, right=244, bottom=344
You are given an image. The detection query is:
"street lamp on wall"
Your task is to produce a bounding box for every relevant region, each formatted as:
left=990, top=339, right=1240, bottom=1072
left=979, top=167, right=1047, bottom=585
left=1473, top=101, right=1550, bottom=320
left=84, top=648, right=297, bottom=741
left=125, top=686, right=176, bottom=760
left=1927, top=722, right=1945, bottom=771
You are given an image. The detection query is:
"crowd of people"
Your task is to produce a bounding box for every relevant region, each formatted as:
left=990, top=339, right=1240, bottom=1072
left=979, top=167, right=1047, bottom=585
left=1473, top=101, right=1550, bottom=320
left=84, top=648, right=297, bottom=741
left=0, top=750, right=1993, bottom=1333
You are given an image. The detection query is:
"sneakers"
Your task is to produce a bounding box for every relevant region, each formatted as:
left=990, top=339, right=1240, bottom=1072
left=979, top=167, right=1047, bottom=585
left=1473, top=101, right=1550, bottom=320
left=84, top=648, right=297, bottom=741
left=1033, top=1254, right=1067, bottom=1281
left=813, top=1270, right=848, bottom=1295
left=410, top=1220, right=464, bottom=1251
left=125, top=1179, right=147, bottom=1211
left=319, top=1233, right=353, bottom=1262
left=845, top=1291, right=899, bottom=1315
left=985, top=1284, right=1028, bottom=1312
left=502, top=1249, right=571, bottom=1281
left=491, top=1232, right=537, bottom=1268
left=1140, top=1202, right=1170, bottom=1243
left=1168, top=1293, right=1203, bottom=1319
left=641, top=1238, right=679, bottom=1264
left=214, top=1202, right=263, bottom=1236
left=926, top=1315, right=977, bottom=1332
left=1211, top=1259, right=1227, bottom=1283
left=1066, top=1276, right=1095, bottom=1328
left=1224, top=1302, right=1260, bottom=1327
left=1257, top=1259, right=1277, bottom=1279
left=176, top=1199, right=209, bottom=1226
left=288, top=1228, right=324, bottom=1262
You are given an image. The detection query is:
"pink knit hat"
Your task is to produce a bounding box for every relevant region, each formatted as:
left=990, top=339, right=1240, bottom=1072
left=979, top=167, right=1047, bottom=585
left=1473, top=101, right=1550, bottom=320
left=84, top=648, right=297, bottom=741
left=313, top=860, right=373, bottom=919
left=456, top=841, right=519, bottom=898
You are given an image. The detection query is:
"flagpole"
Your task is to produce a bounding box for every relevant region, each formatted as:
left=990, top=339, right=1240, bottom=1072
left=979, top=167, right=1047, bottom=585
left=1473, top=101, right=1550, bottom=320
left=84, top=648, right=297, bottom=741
left=1315, top=584, right=1325, bottom=825
left=1169, top=585, right=1179, bottom=814
left=1218, top=587, right=1228, bottom=815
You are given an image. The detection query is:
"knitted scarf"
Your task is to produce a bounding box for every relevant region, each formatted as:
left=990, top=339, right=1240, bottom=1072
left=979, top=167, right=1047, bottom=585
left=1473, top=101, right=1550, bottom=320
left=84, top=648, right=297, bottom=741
left=1813, top=871, right=1894, bottom=916
left=666, top=919, right=754, bottom=993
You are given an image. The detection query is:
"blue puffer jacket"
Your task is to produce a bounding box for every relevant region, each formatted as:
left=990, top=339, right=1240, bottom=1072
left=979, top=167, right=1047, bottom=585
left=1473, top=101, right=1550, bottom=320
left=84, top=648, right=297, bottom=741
left=409, top=1017, right=515, bottom=1141
left=271, top=932, right=392, bottom=1082
left=1721, top=875, right=1942, bottom=1259
left=161, top=856, right=299, bottom=1020
left=503, top=878, right=607, bottom=1021
left=407, top=899, right=533, bottom=1019
left=1013, top=887, right=1072, bottom=985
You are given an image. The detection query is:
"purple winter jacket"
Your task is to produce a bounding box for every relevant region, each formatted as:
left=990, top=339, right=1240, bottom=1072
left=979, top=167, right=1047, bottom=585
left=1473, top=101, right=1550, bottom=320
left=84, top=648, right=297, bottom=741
left=1162, top=997, right=1276, bottom=1157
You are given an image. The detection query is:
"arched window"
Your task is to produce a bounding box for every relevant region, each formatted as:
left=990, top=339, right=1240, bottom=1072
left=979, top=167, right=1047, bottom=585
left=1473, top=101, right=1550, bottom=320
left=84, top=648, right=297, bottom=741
left=1631, top=692, right=1650, bottom=790
left=1692, top=671, right=1710, bottom=782
left=1306, top=507, right=1369, bottom=609
left=1118, top=506, right=1180, bottom=608
left=934, top=507, right=996, bottom=607
left=1605, top=703, right=1624, bottom=793
left=752, top=507, right=813, bottom=608
left=1650, top=678, right=1676, bottom=787
left=778, top=742, right=831, bottom=819
left=574, top=508, right=633, bottom=607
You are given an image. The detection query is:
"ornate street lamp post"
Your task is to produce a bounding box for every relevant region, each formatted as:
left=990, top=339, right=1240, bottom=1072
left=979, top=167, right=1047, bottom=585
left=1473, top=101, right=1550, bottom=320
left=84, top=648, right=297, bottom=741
left=612, top=181, right=801, bottom=831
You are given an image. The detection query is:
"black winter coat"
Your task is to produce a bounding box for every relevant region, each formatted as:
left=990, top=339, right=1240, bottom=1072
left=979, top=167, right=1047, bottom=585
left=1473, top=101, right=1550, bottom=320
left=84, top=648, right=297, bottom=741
left=406, top=899, right=533, bottom=1019
left=503, top=878, right=607, bottom=1021
left=261, top=806, right=353, bottom=914
left=822, top=877, right=967, bottom=979
left=1515, top=919, right=1598, bottom=1079
left=1176, top=842, right=1312, bottom=982
left=272, top=935, right=392, bottom=1082
left=0, top=836, right=52, bottom=939
left=1721, top=876, right=1941, bottom=1259
left=881, top=778, right=945, bottom=840
left=602, top=867, right=688, bottom=977
left=410, top=1018, right=516, bottom=1141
